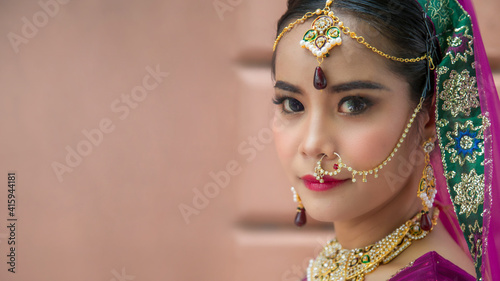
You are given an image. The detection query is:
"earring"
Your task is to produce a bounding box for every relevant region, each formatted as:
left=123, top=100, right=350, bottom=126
left=418, top=138, right=437, bottom=231
left=291, top=187, right=306, bottom=227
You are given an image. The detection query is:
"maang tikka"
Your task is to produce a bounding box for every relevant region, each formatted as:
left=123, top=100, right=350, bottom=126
left=273, top=0, right=430, bottom=90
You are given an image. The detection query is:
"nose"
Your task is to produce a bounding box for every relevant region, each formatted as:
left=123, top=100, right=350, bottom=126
left=298, top=110, right=337, bottom=160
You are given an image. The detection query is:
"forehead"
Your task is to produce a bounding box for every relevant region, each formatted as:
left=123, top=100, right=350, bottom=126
left=274, top=12, right=407, bottom=92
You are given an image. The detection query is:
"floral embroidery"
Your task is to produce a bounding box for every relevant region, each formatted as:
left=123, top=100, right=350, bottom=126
left=427, top=0, right=453, bottom=31
left=467, top=220, right=483, bottom=267
left=453, top=169, right=484, bottom=218
left=437, top=66, right=449, bottom=75
left=441, top=69, right=479, bottom=117
left=423, top=0, right=485, bottom=278
left=481, top=113, right=491, bottom=130
left=436, top=119, right=449, bottom=128
left=445, top=121, right=484, bottom=166
left=445, top=26, right=474, bottom=64
left=445, top=171, right=456, bottom=179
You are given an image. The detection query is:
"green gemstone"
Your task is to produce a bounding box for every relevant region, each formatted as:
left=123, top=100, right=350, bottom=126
left=362, top=255, right=371, bottom=263
left=327, top=27, right=340, bottom=38
left=303, top=30, right=317, bottom=41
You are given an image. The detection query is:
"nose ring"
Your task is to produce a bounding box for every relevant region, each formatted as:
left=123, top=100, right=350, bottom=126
left=314, top=153, right=343, bottom=183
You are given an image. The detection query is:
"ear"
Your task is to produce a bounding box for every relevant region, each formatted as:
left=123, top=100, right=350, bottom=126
left=422, top=98, right=437, bottom=141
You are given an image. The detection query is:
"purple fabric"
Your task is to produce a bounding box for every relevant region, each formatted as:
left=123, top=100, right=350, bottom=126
left=300, top=251, right=475, bottom=281
left=389, top=251, right=475, bottom=281
left=459, top=1, right=500, bottom=280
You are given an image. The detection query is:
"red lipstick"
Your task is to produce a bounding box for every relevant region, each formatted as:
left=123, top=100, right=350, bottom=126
left=301, top=174, right=348, bottom=192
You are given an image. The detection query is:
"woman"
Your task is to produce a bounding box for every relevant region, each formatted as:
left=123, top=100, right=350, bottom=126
left=271, top=0, right=499, bottom=280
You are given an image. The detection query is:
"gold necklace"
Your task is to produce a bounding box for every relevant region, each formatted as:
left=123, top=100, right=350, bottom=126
left=307, top=209, right=439, bottom=281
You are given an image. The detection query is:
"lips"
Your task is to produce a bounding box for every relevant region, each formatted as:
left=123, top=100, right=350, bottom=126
left=301, top=174, right=348, bottom=192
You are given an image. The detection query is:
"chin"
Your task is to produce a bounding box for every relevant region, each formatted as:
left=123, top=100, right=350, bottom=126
left=303, top=201, right=349, bottom=223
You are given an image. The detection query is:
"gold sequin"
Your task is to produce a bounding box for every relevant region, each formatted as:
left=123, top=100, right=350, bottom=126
left=441, top=69, right=480, bottom=117
left=467, top=220, right=483, bottom=267
left=445, top=26, right=474, bottom=64
left=436, top=119, right=450, bottom=128
left=437, top=66, right=450, bottom=75
left=445, top=171, right=457, bottom=179
left=453, top=169, right=484, bottom=218
left=427, top=0, right=454, bottom=31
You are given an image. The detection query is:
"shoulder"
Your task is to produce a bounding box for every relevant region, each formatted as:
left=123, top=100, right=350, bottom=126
left=389, top=251, right=475, bottom=281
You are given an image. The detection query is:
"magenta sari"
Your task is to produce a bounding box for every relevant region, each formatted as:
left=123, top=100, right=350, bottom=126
left=429, top=0, right=500, bottom=280
left=388, top=252, right=475, bottom=281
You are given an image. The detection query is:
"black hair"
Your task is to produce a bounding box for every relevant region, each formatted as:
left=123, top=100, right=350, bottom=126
left=271, top=0, right=441, bottom=107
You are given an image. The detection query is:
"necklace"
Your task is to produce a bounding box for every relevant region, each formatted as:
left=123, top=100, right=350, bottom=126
left=307, top=209, right=439, bottom=281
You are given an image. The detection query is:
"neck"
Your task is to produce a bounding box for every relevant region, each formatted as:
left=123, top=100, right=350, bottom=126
left=333, top=175, right=423, bottom=249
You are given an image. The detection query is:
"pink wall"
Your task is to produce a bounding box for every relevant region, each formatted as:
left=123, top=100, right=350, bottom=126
left=0, top=1, right=498, bottom=280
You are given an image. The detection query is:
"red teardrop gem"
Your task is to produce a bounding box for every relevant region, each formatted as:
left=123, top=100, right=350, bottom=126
left=420, top=212, right=432, bottom=231
left=295, top=207, right=307, bottom=227
left=313, top=66, right=327, bottom=90
left=333, top=164, right=339, bottom=170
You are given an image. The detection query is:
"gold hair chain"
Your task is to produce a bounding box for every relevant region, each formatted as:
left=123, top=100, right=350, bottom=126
left=273, top=0, right=433, bottom=66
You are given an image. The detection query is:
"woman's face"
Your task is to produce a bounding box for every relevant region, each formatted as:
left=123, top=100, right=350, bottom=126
left=273, top=14, right=426, bottom=223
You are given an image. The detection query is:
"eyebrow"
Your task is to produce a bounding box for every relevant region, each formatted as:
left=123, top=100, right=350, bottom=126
left=274, top=80, right=302, bottom=93
left=274, top=80, right=389, bottom=94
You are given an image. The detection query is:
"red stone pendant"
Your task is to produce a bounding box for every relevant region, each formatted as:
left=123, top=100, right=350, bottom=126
left=295, top=207, right=307, bottom=227
left=420, top=212, right=432, bottom=231
left=333, top=163, right=339, bottom=170
left=313, top=66, right=327, bottom=90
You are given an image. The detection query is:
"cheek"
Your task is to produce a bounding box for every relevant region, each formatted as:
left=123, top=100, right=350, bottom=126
left=338, top=110, right=411, bottom=170
left=272, top=115, right=296, bottom=163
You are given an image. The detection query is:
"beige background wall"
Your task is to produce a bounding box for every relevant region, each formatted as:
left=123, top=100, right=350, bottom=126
left=0, top=1, right=498, bottom=280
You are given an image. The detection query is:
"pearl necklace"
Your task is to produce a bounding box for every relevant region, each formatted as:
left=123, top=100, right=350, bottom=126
left=307, top=209, right=439, bottom=281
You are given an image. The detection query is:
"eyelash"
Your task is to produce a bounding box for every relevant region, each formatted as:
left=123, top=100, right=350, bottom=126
left=272, top=96, right=303, bottom=114
left=338, top=96, right=373, bottom=115
left=272, top=96, right=287, bottom=105
left=272, top=95, right=373, bottom=115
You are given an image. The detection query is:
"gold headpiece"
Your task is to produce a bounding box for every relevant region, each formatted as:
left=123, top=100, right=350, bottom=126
left=273, top=0, right=433, bottom=90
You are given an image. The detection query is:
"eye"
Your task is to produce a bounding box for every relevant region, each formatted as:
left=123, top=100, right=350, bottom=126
left=283, top=98, right=304, bottom=113
left=338, top=96, right=372, bottom=115
left=273, top=96, right=304, bottom=114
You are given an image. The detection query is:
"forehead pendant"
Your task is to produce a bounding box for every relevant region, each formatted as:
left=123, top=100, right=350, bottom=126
left=300, top=14, right=342, bottom=90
